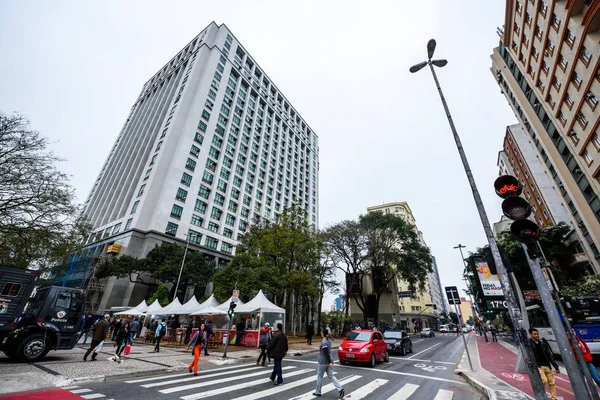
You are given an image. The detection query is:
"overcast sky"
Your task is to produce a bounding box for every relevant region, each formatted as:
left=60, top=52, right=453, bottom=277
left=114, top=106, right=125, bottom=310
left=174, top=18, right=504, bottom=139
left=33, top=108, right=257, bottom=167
left=0, top=1, right=517, bottom=309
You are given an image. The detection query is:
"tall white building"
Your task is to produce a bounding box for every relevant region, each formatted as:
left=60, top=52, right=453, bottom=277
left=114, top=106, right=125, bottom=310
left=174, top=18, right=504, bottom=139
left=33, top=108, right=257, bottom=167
left=81, top=22, right=320, bottom=312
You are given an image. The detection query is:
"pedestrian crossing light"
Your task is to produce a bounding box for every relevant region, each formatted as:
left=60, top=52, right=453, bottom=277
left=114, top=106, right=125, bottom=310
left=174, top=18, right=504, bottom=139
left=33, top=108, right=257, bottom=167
left=228, top=301, right=236, bottom=317
left=494, top=175, right=541, bottom=243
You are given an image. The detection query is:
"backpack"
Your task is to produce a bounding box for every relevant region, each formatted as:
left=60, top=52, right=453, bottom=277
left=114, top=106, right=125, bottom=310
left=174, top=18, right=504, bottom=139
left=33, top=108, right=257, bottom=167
left=158, top=324, right=166, bottom=337
left=259, top=331, right=270, bottom=346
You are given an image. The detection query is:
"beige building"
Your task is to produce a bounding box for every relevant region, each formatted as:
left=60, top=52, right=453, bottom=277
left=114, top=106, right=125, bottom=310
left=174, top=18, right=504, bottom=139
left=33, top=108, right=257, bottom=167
left=491, top=0, right=600, bottom=274
left=348, top=202, right=443, bottom=331
left=458, top=297, right=474, bottom=325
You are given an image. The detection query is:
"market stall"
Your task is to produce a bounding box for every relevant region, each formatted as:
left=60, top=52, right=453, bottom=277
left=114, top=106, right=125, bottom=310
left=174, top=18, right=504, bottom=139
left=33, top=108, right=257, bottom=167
left=234, top=290, right=285, bottom=347
left=190, top=306, right=229, bottom=346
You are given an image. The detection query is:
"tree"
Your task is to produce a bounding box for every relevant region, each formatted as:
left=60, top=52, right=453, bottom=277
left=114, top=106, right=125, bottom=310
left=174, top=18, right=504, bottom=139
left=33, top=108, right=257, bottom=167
left=466, top=316, right=475, bottom=326
left=449, top=312, right=459, bottom=325
left=560, top=275, right=600, bottom=296
left=0, top=112, right=89, bottom=269
left=147, top=284, right=170, bottom=307
left=438, top=311, right=450, bottom=325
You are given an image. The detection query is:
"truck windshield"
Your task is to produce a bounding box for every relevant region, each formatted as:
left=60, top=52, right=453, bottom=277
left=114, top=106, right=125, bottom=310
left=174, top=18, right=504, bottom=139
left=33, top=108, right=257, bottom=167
left=23, top=287, right=50, bottom=317
left=54, top=290, right=84, bottom=313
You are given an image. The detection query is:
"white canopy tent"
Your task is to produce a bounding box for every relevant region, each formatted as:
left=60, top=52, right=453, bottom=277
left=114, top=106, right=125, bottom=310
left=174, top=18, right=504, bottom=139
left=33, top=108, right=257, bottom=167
left=160, top=298, right=183, bottom=315
left=196, top=294, right=221, bottom=311
left=190, top=306, right=228, bottom=316
left=145, top=299, right=166, bottom=315
left=174, top=296, right=203, bottom=314
left=216, top=296, right=245, bottom=311
left=236, top=290, right=284, bottom=313
left=113, top=299, right=148, bottom=316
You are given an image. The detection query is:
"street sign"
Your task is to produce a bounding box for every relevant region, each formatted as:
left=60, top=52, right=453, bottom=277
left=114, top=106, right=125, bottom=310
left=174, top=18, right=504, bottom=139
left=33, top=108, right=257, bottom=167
left=445, top=286, right=461, bottom=305
left=398, top=291, right=412, bottom=298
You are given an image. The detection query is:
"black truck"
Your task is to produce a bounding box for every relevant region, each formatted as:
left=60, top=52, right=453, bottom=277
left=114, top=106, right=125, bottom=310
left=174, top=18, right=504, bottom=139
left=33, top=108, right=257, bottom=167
left=0, top=265, right=85, bottom=362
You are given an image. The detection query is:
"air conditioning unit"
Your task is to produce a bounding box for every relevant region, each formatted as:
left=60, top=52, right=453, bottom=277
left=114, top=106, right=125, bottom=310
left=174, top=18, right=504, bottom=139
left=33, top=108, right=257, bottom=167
left=545, top=51, right=550, bottom=57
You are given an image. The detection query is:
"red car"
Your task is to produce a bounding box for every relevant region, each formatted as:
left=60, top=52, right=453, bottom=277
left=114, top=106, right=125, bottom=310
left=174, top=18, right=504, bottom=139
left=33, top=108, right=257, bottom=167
left=337, top=329, right=389, bottom=367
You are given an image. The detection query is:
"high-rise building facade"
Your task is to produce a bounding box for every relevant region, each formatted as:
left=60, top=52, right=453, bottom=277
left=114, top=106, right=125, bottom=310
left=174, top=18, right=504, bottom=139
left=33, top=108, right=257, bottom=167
left=491, top=0, right=600, bottom=274
left=81, top=22, right=320, bottom=311
left=348, top=202, right=443, bottom=331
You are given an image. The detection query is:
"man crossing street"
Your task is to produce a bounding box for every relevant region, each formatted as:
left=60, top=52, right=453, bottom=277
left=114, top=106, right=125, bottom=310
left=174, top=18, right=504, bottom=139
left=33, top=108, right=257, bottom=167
left=83, top=314, right=110, bottom=361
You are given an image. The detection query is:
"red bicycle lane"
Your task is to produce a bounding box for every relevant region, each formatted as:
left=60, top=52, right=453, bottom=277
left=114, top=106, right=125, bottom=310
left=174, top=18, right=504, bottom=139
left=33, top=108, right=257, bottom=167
left=0, top=388, right=82, bottom=400
left=476, top=335, right=576, bottom=400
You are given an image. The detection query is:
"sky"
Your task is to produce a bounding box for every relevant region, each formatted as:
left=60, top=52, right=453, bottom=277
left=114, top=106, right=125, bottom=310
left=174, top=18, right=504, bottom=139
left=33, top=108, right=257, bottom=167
left=0, top=1, right=517, bottom=309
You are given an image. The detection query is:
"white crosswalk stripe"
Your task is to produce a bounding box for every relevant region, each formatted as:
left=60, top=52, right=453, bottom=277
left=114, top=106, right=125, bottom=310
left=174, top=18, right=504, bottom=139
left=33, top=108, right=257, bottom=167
left=80, top=394, right=106, bottom=399
left=387, top=383, right=420, bottom=399
left=70, top=389, right=92, bottom=394
left=123, top=364, right=466, bottom=400
left=288, top=374, right=362, bottom=400
left=66, top=388, right=106, bottom=399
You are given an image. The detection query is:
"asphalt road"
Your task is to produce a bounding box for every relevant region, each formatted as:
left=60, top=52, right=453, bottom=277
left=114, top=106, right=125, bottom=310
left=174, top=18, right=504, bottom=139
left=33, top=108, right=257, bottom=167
left=58, top=333, right=484, bottom=400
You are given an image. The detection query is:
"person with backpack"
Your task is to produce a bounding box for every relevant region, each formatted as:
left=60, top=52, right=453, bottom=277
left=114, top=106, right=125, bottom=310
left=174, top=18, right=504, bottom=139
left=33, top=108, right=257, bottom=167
left=313, top=328, right=345, bottom=398
left=257, top=322, right=272, bottom=366
left=267, top=323, right=288, bottom=386
left=154, top=318, right=167, bottom=352
left=186, top=323, right=206, bottom=376
left=204, top=320, right=215, bottom=356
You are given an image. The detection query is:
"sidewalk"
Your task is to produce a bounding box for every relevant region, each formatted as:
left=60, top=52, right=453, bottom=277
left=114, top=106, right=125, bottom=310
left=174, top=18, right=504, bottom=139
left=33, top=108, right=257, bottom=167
left=0, top=338, right=321, bottom=394
left=457, top=333, right=578, bottom=400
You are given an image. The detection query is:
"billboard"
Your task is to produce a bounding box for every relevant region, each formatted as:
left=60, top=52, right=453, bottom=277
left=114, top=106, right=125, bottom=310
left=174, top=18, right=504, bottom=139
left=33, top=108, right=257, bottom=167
left=474, top=259, right=504, bottom=297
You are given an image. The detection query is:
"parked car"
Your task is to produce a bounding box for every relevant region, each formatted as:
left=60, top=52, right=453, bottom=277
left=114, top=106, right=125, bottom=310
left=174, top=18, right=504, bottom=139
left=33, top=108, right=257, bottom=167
left=462, top=325, right=473, bottom=333
left=338, top=330, right=389, bottom=367
left=439, top=325, right=449, bottom=333
left=420, top=327, right=435, bottom=338
left=383, top=330, right=413, bottom=356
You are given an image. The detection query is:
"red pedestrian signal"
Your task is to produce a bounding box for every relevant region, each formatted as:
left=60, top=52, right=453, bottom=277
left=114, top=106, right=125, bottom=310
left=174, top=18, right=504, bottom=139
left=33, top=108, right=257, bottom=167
left=494, top=175, right=522, bottom=199
left=510, top=220, right=541, bottom=243
left=494, top=175, right=541, bottom=244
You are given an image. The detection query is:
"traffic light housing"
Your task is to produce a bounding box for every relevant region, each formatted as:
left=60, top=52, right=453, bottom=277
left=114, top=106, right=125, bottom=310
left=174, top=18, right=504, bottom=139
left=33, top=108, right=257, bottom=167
left=228, top=301, right=236, bottom=317
left=494, top=175, right=541, bottom=243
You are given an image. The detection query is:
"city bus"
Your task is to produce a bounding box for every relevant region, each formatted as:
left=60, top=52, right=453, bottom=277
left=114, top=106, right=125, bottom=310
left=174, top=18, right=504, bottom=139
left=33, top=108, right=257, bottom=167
left=526, top=296, right=600, bottom=355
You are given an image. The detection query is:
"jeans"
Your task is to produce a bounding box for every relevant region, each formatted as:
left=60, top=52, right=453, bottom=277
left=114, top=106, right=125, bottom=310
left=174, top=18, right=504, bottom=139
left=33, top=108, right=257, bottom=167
left=257, top=345, right=270, bottom=365
left=83, top=329, right=90, bottom=344
left=154, top=337, right=162, bottom=352
left=314, top=363, right=343, bottom=395
left=236, top=332, right=244, bottom=346
left=203, top=340, right=209, bottom=356
left=588, top=362, right=600, bottom=389
left=270, top=358, right=283, bottom=384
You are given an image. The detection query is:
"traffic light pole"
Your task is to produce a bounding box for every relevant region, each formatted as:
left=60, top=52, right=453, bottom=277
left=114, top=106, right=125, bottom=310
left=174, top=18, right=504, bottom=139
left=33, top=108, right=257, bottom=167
left=427, top=63, right=547, bottom=399
left=522, top=245, right=595, bottom=400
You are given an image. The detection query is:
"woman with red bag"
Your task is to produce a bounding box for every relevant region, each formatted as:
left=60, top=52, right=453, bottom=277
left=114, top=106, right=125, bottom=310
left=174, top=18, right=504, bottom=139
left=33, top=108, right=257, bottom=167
left=186, top=323, right=206, bottom=376
left=570, top=333, right=600, bottom=388
left=112, top=321, right=132, bottom=363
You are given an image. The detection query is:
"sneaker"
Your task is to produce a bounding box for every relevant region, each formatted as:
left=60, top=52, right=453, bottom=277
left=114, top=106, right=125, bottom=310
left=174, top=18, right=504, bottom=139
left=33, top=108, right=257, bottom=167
left=269, top=377, right=275, bottom=383
left=312, top=393, right=322, bottom=397
left=339, top=389, right=345, bottom=399
left=189, top=369, right=193, bottom=373
left=274, top=382, right=281, bottom=386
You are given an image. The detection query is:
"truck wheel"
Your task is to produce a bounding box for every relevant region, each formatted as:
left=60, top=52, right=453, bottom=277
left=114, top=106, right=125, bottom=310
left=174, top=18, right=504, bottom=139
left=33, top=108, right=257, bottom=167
left=18, top=334, right=50, bottom=362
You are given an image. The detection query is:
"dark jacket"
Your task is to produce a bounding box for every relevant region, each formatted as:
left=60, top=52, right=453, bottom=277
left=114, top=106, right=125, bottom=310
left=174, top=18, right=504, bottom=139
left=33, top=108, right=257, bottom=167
left=84, top=317, right=94, bottom=330
left=205, top=324, right=214, bottom=340
left=306, top=324, right=314, bottom=338
left=268, top=330, right=288, bottom=359
left=115, top=328, right=132, bottom=346
left=529, top=338, right=559, bottom=370
left=93, top=319, right=110, bottom=342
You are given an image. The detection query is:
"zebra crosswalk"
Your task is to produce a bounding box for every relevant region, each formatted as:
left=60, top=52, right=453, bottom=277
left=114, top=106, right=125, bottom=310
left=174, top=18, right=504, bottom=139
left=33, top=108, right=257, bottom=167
left=62, top=385, right=113, bottom=400
left=122, top=364, right=466, bottom=399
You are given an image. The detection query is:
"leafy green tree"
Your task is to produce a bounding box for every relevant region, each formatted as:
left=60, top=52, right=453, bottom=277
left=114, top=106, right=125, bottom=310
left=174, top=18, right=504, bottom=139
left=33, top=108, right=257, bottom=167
left=449, top=312, right=459, bottom=325
left=0, top=111, right=90, bottom=269
left=438, top=311, right=450, bottom=325
left=466, top=316, right=475, bottom=326
left=561, top=275, right=600, bottom=296
left=147, top=284, right=170, bottom=306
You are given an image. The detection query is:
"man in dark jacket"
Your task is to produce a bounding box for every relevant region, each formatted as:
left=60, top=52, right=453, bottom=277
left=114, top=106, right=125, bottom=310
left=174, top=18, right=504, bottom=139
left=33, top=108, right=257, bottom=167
left=236, top=319, right=245, bottom=346
left=529, top=328, right=559, bottom=400
left=268, top=323, right=288, bottom=385
left=82, top=313, right=94, bottom=344
left=306, top=321, right=315, bottom=345
left=204, top=320, right=215, bottom=356
left=84, top=314, right=110, bottom=361
left=130, top=318, right=141, bottom=339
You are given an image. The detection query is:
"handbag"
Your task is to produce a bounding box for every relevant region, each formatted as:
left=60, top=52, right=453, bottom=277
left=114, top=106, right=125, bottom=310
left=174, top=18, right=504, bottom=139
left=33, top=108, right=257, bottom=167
left=124, top=344, right=131, bottom=356
left=93, top=340, right=104, bottom=353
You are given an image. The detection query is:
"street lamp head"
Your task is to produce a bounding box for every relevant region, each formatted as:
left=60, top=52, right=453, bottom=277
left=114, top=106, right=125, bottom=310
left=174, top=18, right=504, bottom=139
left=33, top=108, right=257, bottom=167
left=427, top=39, right=436, bottom=59
left=409, top=61, right=428, bottom=73
left=431, top=59, right=448, bottom=68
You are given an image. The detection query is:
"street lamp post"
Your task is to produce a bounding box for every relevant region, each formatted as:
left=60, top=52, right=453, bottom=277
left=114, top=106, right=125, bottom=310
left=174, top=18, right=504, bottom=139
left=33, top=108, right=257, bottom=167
left=173, top=234, right=190, bottom=302
left=453, top=244, right=477, bottom=317
left=410, top=39, right=547, bottom=399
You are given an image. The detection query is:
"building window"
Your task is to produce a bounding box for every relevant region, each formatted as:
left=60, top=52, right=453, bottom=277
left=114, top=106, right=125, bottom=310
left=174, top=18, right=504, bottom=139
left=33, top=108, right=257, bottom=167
left=592, top=134, right=600, bottom=151
left=586, top=92, right=598, bottom=110
left=125, top=218, right=133, bottom=230
left=190, top=145, right=200, bottom=157
left=517, top=2, right=522, bottom=15
left=206, top=159, right=217, bottom=172
left=211, top=206, right=222, bottom=220
left=181, top=172, right=192, bottom=187
left=568, top=130, right=580, bottom=143
left=565, top=94, right=574, bottom=109
left=225, top=213, right=236, bottom=226
left=559, top=55, right=568, bottom=71
left=528, top=65, right=535, bottom=78
left=223, top=228, right=233, bottom=238
left=539, top=2, right=547, bottom=17
left=546, top=39, right=555, bottom=55
left=198, top=184, right=211, bottom=199
left=203, top=171, right=214, bottom=184
left=171, top=204, right=183, bottom=219
left=175, top=188, right=188, bottom=202
left=201, top=110, right=211, bottom=121
left=186, top=158, right=197, bottom=171
left=572, top=73, right=583, bottom=90
left=525, top=13, right=532, bottom=27
left=191, top=214, right=203, bottom=227
left=547, top=95, right=555, bottom=109
left=131, top=200, right=139, bottom=214
left=552, top=77, right=561, bottom=91
left=551, top=14, right=560, bottom=31
left=580, top=48, right=592, bottom=65
left=584, top=150, right=594, bottom=166
left=577, top=112, right=588, bottom=129
left=536, top=79, right=545, bottom=92
left=188, top=229, right=201, bottom=245
left=195, top=200, right=207, bottom=214
left=208, top=222, right=219, bottom=233
left=214, top=193, right=225, bottom=206
left=194, top=133, right=204, bottom=145
left=137, top=184, right=146, bottom=197
left=542, top=61, right=550, bottom=75
left=565, top=29, right=576, bottom=47
left=165, top=222, right=178, bottom=236
left=221, top=242, right=233, bottom=255
left=209, top=146, right=220, bottom=159
left=558, top=111, right=567, bottom=126
left=205, top=236, right=218, bottom=250
left=217, top=179, right=227, bottom=192
left=532, top=47, right=539, bottom=60
left=112, top=223, right=122, bottom=234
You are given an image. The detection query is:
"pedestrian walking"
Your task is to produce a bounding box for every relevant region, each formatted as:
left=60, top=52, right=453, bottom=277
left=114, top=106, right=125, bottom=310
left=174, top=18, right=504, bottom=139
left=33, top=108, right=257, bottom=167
left=184, top=319, right=193, bottom=345
left=313, top=328, right=345, bottom=398
left=84, top=314, right=110, bottom=361
left=130, top=318, right=140, bottom=339
left=204, top=320, right=215, bottom=356
left=111, top=318, right=122, bottom=341
left=491, top=327, right=498, bottom=342
left=236, top=319, right=245, bottom=346
left=570, top=333, right=600, bottom=388
left=268, top=323, right=288, bottom=386
left=186, top=323, right=206, bottom=376
left=82, top=313, right=94, bottom=344
left=529, top=328, right=559, bottom=400
left=112, top=321, right=132, bottom=363
left=306, top=321, right=315, bottom=345
left=154, top=318, right=167, bottom=352
left=257, top=323, right=272, bottom=366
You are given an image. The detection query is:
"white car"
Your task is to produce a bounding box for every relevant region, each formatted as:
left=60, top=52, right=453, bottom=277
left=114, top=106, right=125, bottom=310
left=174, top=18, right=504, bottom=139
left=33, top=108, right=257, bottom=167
left=439, top=325, right=449, bottom=333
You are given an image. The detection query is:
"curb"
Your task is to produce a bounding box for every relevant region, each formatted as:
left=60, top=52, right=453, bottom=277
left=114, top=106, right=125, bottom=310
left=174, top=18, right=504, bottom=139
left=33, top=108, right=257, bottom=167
left=456, top=369, right=496, bottom=400
left=55, top=348, right=319, bottom=387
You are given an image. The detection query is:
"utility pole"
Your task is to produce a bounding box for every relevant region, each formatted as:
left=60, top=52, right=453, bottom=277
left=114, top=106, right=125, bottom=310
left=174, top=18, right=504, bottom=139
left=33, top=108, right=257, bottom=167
left=454, top=244, right=477, bottom=319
